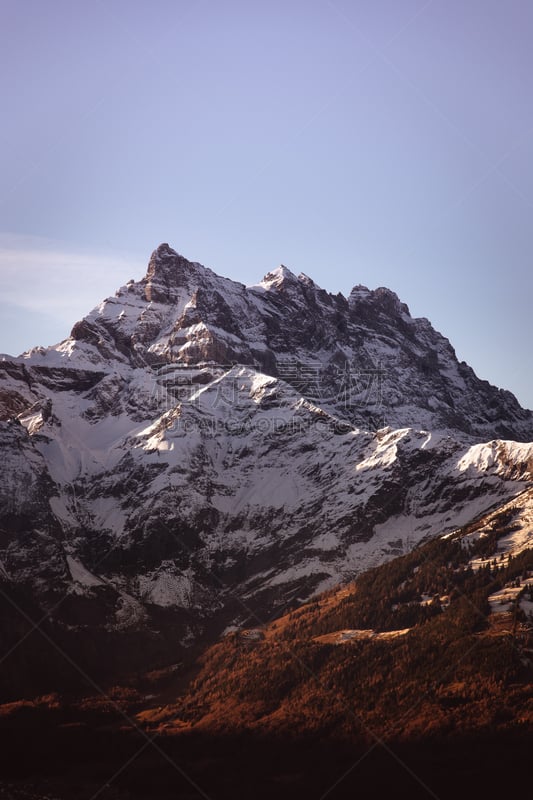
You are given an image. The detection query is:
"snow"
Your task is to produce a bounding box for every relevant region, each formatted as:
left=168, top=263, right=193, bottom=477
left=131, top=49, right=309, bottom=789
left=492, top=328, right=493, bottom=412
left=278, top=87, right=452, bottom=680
left=497, top=503, right=533, bottom=557
left=456, top=440, right=533, bottom=477
left=254, top=558, right=329, bottom=590
left=241, top=629, right=264, bottom=641
left=18, top=406, right=45, bottom=435
left=356, top=428, right=412, bottom=471
left=371, top=492, right=503, bottom=554
left=488, top=585, right=522, bottom=613
left=137, top=566, right=195, bottom=608
left=226, top=466, right=304, bottom=511
left=25, top=387, right=154, bottom=481
left=49, top=495, right=79, bottom=529
left=253, top=265, right=299, bottom=291
left=66, top=555, right=105, bottom=589
left=376, top=628, right=411, bottom=639
left=461, top=488, right=533, bottom=572
left=336, top=629, right=374, bottom=641
left=420, top=431, right=451, bottom=450
left=85, top=496, right=127, bottom=537
left=222, top=625, right=240, bottom=636
left=315, top=628, right=410, bottom=644
left=311, top=531, right=341, bottom=551
left=420, top=594, right=435, bottom=606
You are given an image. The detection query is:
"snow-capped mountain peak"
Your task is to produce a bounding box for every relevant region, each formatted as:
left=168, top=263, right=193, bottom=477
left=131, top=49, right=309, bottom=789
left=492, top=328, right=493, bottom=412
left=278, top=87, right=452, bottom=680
left=257, top=264, right=300, bottom=291
left=0, top=244, right=531, bottom=675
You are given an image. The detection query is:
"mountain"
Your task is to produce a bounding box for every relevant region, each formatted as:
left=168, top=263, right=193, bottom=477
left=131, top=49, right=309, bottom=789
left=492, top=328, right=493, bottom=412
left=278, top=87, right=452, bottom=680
left=0, top=244, right=532, bottom=695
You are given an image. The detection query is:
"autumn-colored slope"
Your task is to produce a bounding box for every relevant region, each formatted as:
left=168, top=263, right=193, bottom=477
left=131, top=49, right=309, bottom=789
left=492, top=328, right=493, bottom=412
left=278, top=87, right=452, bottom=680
left=139, top=500, right=533, bottom=742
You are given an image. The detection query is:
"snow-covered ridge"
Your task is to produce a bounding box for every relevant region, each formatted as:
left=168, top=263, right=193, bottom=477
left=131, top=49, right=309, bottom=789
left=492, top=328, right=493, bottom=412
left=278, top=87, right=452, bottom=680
left=8, top=242, right=531, bottom=440
left=456, top=440, right=533, bottom=476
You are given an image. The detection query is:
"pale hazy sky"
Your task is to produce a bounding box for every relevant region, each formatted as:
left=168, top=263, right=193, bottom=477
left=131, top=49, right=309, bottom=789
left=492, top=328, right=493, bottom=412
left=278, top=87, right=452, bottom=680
left=1, top=0, right=532, bottom=409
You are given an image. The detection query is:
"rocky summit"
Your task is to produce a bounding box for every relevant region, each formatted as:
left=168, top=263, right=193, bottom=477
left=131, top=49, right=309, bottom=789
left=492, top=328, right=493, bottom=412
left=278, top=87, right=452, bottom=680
left=0, top=244, right=532, bottom=691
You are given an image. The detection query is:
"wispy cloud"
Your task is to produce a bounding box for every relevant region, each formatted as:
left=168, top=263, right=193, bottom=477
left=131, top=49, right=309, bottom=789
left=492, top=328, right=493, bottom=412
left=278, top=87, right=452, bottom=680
left=0, top=233, right=146, bottom=353
left=0, top=233, right=145, bottom=314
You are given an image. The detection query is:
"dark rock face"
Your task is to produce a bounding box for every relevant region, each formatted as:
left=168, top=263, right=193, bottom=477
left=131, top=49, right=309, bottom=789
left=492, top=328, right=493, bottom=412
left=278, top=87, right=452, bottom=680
left=0, top=421, right=65, bottom=588
left=0, top=244, right=531, bottom=692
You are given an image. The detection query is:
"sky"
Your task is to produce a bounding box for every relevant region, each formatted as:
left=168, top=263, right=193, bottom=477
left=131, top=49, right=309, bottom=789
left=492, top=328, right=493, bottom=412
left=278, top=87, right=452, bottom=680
left=1, top=0, right=532, bottom=409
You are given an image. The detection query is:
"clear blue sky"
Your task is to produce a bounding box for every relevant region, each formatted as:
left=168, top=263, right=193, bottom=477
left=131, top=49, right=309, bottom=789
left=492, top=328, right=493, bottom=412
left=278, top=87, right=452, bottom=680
left=1, top=0, right=532, bottom=410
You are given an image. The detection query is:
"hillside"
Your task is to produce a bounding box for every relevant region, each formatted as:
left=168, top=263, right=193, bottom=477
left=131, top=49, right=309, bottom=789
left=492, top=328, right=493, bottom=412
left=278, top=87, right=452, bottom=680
left=139, top=487, right=533, bottom=741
